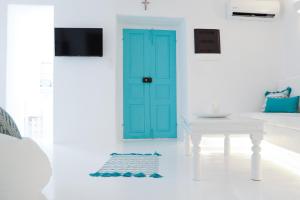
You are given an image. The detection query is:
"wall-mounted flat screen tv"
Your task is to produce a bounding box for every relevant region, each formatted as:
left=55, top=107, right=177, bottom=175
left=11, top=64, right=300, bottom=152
left=55, top=28, right=103, bottom=57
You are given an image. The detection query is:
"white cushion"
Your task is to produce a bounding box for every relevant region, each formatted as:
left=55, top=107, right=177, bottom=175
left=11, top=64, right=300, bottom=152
left=247, top=112, right=300, bottom=131
left=0, top=134, right=52, bottom=199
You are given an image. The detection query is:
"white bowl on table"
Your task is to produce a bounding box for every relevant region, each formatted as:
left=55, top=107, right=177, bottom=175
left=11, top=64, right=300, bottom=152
left=194, top=113, right=231, bottom=119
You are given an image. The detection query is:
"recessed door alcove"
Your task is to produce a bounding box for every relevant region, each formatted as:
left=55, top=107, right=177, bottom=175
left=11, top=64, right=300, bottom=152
left=116, top=15, right=188, bottom=140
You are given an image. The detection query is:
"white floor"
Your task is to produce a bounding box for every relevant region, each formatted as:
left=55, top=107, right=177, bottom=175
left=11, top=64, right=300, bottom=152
left=43, top=137, right=300, bottom=200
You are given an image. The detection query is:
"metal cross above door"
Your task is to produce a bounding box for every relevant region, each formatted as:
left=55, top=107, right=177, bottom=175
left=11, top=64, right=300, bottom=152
left=141, top=0, right=150, bottom=10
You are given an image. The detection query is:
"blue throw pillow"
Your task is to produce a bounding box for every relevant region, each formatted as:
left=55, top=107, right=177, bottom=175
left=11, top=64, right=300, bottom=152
left=262, top=87, right=292, bottom=111
left=265, top=96, right=299, bottom=113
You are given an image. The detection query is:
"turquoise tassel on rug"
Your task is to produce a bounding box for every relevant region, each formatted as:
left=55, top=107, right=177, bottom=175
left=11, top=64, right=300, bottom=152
left=150, top=173, right=163, bottom=178
left=111, top=172, right=122, bottom=177
left=154, top=152, right=162, bottom=156
left=89, top=172, right=102, bottom=177
left=134, top=172, right=146, bottom=178
left=101, top=173, right=113, bottom=177
left=90, top=172, right=163, bottom=178
left=123, top=172, right=133, bottom=177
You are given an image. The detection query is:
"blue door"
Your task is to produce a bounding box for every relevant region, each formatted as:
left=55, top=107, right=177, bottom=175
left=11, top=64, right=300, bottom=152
left=123, top=29, right=177, bottom=139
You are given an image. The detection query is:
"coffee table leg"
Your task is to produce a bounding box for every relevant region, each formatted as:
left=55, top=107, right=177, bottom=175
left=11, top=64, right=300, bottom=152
left=191, top=134, right=202, bottom=181
left=224, top=134, right=230, bottom=157
left=250, top=133, right=263, bottom=181
left=185, top=133, right=192, bottom=156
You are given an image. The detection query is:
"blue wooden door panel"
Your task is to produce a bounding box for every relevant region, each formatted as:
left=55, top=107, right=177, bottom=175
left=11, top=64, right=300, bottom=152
left=123, top=29, right=151, bottom=139
left=123, top=29, right=177, bottom=139
left=150, top=30, right=177, bottom=138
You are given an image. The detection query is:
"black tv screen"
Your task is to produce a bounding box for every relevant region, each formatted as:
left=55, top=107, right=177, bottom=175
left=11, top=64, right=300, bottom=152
left=55, top=28, right=103, bottom=57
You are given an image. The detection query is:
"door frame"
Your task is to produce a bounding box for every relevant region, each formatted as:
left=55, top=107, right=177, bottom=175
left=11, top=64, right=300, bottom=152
left=116, top=15, right=188, bottom=140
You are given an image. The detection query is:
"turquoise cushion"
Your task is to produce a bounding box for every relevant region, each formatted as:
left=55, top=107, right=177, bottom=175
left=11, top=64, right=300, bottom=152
left=265, top=96, right=299, bottom=113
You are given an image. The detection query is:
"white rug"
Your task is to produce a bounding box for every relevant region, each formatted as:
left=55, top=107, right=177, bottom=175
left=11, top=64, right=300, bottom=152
left=90, top=153, right=163, bottom=178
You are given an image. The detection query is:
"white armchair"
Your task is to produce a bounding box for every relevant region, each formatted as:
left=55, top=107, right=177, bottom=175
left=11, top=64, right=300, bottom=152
left=0, top=134, right=52, bottom=200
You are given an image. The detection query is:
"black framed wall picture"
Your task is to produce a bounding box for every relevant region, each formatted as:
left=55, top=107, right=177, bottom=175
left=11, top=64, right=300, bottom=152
left=194, top=29, right=221, bottom=54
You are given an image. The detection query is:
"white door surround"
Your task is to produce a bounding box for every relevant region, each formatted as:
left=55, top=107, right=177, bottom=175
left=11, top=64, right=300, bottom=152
left=115, top=15, right=188, bottom=141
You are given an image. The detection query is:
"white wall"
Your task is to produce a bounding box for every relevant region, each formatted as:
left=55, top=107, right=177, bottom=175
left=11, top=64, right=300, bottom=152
left=0, top=0, right=282, bottom=146
left=115, top=0, right=282, bottom=113
left=278, top=0, right=300, bottom=79
left=53, top=0, right=117, bottom=146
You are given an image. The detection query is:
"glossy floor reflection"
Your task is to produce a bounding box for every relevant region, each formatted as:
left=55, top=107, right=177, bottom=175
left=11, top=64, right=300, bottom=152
left=43, top=137, right=300, bottom=200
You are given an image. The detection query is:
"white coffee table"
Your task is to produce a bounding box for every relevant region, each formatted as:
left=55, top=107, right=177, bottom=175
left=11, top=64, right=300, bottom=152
left=185, top=116, right=264, bottom=181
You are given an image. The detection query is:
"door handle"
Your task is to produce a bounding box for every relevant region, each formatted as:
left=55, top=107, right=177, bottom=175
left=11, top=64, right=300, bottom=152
left=143, top=77, right=153, bottom=83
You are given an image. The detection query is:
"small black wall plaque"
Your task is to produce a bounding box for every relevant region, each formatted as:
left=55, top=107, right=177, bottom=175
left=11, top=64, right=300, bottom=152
left=194, top=29, right=221, bottom=54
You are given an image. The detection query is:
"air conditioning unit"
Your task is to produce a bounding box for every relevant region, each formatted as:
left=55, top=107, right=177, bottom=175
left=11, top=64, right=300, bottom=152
left=228, top=0, right=280, bottom=20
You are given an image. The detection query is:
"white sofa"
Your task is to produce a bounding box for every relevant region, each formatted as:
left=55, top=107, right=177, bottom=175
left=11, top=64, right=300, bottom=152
left=0, top=134, right=52, bottom=200
left=248, top=76, right=300, bottom=154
